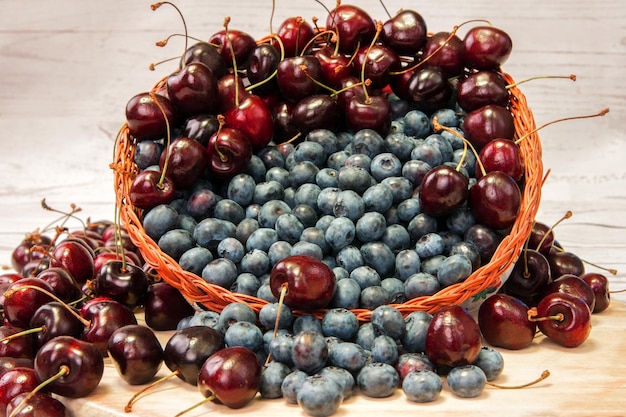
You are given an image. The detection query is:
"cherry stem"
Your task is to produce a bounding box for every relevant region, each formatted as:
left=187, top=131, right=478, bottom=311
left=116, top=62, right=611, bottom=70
left=432, top=117, right=486, bottom=176
left=223, top=16, right=241, bottom=108
left=113, top=203, right=128, bottom=271
left=173, top=394, right=216, bottom=417
left=148, top=55, right=182, bottom=71
left=8, top=365, right=70, bottom=417
left=527, top=307, right=564, bottom=323
left=551, top=243, right=618, bottom=275
left=40, top=199, right=84, bottom=236
left=125, top=370, right=181, bottom=413
left=264, top=282, right=288, bottom=366
left=360, top=21, right=383, bottom=102
left=214, top=115, right=229, bottom=163
left=506, top=74, right=576, bottom=89
left=246, top=34, right=284, bottom=92
left=3, top=284, right=90, bottom=327
left=299, top=64, right=338, bottom=94
left=269, top=0, right=276, bottom=35
left=515, top=108, right=610, bottom=145
left=154, top=33, right=206, bottom=48
left=149, top=92, right=172, bottom=187
left=0, top=325, right=45, bottom=344
left=487, top=370, right=551, bottom=389
left=535, top=210, right=573, bottom=252
left=151, top=2, right=188, bottom=69
left=300, top=29, right=338, bottom=57
left=378, top=0, right=392, bottom=19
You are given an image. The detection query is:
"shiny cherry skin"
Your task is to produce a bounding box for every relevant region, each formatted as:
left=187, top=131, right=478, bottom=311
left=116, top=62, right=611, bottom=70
left=182, top=41, right=226, bottom=79
left=381, top=9, right=428, bottom=55
left=314, top=46, right=353, bottom=88
left=456, top=70, right=509, bottom=112
left=29, top=301, right=86, bottom=347
left=405, top=66, right=453, bottom=112
left=270, top=255, right=337, bottom=310
left=159, top=137, right=209, bottom=190
left=11, top=235, right=52, bottom=273
left=0, top=357, right=34, bottom=375
left=164, top=326, right=225, bottom=385
left=0, top=325, right=37, bottom=359
left=197, top=346, right=262, bottom=409
left=419, top=165, right=469, bottom=218
left=469, top=171, right=521, bottom=230
left=125, top=92, right=177, bottom=141
left=422, top=31, right=464, bottom=76
left=580, top=272, right=611, bottom=313
left=477, top=138, right=524, bottom=181
left=535, top=292, right=591, bottom=348
left=463, top=26, right=513, bottom=70
left=273, top=16, right=315, bottom=57
left=34, top=335, right=104, bottom=398
left=217, top=74, right=249, bottom=112
left=180, top=114, right=220, bottom=147
left=245, top=43, right=281, bottom=95
left=353, top=44, right=401, bottom=89
left=541, top=274, right=596, bottom=313
left=478, top=293, right=536, bottom=350
left=463, top=104, right=515, bottom=150
left=107, top=324, right=164, bottom=385
left=272, top=101, right=298, bottom=142
left=501, top=249, right=551, bottom=306
left=276, top=55, right=323, bottom=103
left=345, top=94, right=392, bottom=137
left=80, top=298, right=138, bottom=357
left=464, top=224, right=502, bottom=265
left=208, top=28, right=256, bottom=69
left=50, top=239, right=95, bottom=286
left=206, top=127, right=253, bottom=179
left=224, top=94, right=274, bottom=150
left=144, top=281, right=196, bottom=331
left=291, top=94, right=340, bottom=134
left=128, top=169, right=176, bottom=210
left=425, top=305, right=482, bottom=369
left=7, top=391, right=69, bottom=417
left=326, top=4, right=376, bottom=53
left=93, top=260, right=149, bottom=310
left=527, top=221, right=555, bottom=255
left=547, top=250, right=585, bottom=278
left=36, top=267, right=82, bottom=304
left=336, top=75, right=367, bottom=113
left=3, top=277, right=56, bottom=328
left=0, top=367, right=41, bottom=414
left=166, top=62, right=219, bottom=118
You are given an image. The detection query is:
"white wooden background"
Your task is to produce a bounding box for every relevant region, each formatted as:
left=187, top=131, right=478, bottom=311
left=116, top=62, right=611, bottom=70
left=2, top=1, right=626, bottom=416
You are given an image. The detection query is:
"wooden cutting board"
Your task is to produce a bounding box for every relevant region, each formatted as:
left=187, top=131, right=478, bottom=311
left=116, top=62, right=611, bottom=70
left=62, top=301, right=626, bottom=417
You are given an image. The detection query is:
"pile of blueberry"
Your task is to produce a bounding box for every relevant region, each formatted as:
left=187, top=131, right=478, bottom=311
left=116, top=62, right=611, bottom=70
left=125, top=2, right=523, bottom=313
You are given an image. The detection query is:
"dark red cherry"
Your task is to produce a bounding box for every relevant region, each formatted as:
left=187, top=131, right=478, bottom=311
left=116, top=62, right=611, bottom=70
left=224, top=94, right=274, bottom=150
left=353, top=44, right=401, bottom=89
left=422, top=31, right=464, bottom=76
left=164, top=326, right=225, bottom=385
left=469, top=171, right=521, bottom=230
left=180, top=114, right=220, bottom=147
left=580, top=272, right=611, bottom=313
left=326, top=4, right=376, bottom=53
left=93, top=260, right=149, bottom=310
left=381, top=9, right=428, bottom=55
left=291, top=94, right=340, bottom=134
left=314, top=46, right=353, bottom=88
left=534, top=292, right=591, bottom=348
left=547, top=250, right=585, bottom=278
left=273, top=16, right=315, bottom=57
left=501, top=249, right=552, bottom=304
left=125, top=92, right=177, bottom=141
left=50, top=240, right=95, bottom=286
left=405, top=66, right=453, bottom=112
left=144, top=281, right=196, bottom=331
left=463, top=104, right=515, bottom=150
left=0, top=367, right=41, bottom=414
left=3, top=278, right=56, bottom=328
left=81, top=298, right=138, bottom=357
left=128, top=169, right=176, bottom=210
left=182, top=41, right=226, bottom=79
left=478, top=293, right=536, bottom=350
left=527, top=221, right=555, bottom=255
left=425, top=305, right=482, bottom=368
left=477, top=138, right=523, bottom=181
left=456, top=70, right=509, bottom=112
left=107, top=324, right=164, bottom=385
left=463, top=26, right=513, bottom=70
left=217, top=74, right=249, bottom=112
left=245, top=43, right=281, bottom=95
left=208, top=28, right=256, bottom=69
left=542, top=274, right=596, bottom=313
left=7, top=391, right=69, bottom=417
left=276, top=55, right=323, bottom=103
left=159, top=137, right=209, bottom=190
left=272, top=101, right=298, bottom=142
left=36, top=267, right=82, bottom=304
left=11, top=235, right=52, bottom=274
left=166, top=62, right=219, bottom=118
left=345, top=94, right=392, bottom=136
left=0, top=326, right=37, bottom=360
left=206, top=127, right=253, bottom=179
left=269, top=255, right=336, bottom=310
left=419, top=165, right=469, bottom=218
left=29, top=301, right=86, bottom=347
left=336, top=75, right=368, bottom=113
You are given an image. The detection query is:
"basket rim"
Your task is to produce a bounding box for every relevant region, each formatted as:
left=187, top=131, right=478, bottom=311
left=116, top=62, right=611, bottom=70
left=112, top=71, right=542, bottom=321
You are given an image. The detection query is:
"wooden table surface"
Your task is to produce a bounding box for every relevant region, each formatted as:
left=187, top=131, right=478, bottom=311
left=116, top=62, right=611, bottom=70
left=1, top=1, right=625, bottom=416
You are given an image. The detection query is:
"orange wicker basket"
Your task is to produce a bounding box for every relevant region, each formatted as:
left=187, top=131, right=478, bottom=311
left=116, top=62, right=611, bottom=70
left=112, top=72, right=542, bottom=322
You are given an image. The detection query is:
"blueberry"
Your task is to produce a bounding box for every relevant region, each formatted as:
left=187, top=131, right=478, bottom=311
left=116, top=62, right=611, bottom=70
left=411, top=142, right=443, bottom=167
left=344, top=152, right=372, bottom=170
left=447, top=364, right=487, bottom=398
left=384, top=132, right=414, bottom=161
left=157, top=229, right=194, bottom=261
left=355, top=211, right=386, bottom=243
left=407, top=212, right=438, bottom=240
left=381, top=224, right=411, bottom=252
left=244, top=154, right=266, bottom=182
left=187, top=311, right=221, bottom=332
left=335, top=245, right=364, bottom=272
left=328, top=341, right=368, bottom=374
left=440, top=230, right=463, bottom=252
left=437, top=254, right=473, bottom=287
left=268, top=333, right=295, bottom=367
left=259, top=302, right=293, bottom=330
left=300, top=227, right=330, bottom=255
left=319, top=366, right=355, bottom=399
left=258, top=199, right=292, bottom=228
left=265, top=166, right=291, bottom=188
left=281, top=370, right=308, bottom=404
left=258, top=146, right=286, bottom=169
left=403, top=110, right=431, bottom=138
left=290, top=241, right=324, bottom=260
left=230, top=272, right=261, bottom=296
left=186, top=188, right=220, bottom=220
left=415, top=233, right=445, bottom=258
left=274, top=213, right=304, bottom=244
left=294, top=183, right=322, bottom=210
left=213, top=198, right=245, bottom=224
left=240, top=249, right=271, bottom=277
left=134, top=140, right=162, bottom=169
left=452, top=147, right=477, bottom=175
left=360, top=286, right=391, bottom=310
left=294, top=141, right=327, bottom=167
left=425, top=133, right=453, bottom=163
left=257, top=282, right=278, bottom=302
left=291, top=330, right=328, bottom=374
left=246, top=227, right=279, bottom=252
left=402, top=311, right=432, bottom=353
left=402, top=159, right=432, bottom=185
left=325, top=217, right=356, bottom=252
left=357, top=362, right=400, bottom=398
left=473, top=346, right=504, bottom=381
left=402, top=370, right=443, bottom=403
left=446, top=208, right=476, bottom=236
left=355, top=322, right=376, bottom=350
left=329, top=277, right=361, bottom=309
left=362, top=183, right=394, bottom=213
left=226, top=174, right=263, bottom=205
left=371, top=335, right=399, bottom=365
left=293, top=314, right=323, bottom=335
left=143, top=204, right=178, bottom=241
left=370, top=152, right=402, bottom=181
left=193, top=218, right=236, bottom=251
left=201, top=257, right=238, bottom=289
left=289, top=160, right=320, bottom=188
left=333, top=190, right=364, bottom=222
left=317, top=187, right=340, bottom=215
left=404, top=272, right=441, bottom=299
left=268, top=240, right=293, bottom=265
left=316, top=167, right=339, bottom=189
left=292, top=204, right=319, bottom=228
left=352, top=128, right=385, bottom=158
left=321, top=308, right=359, bottom=341
left=381, top=176, right=414, bottom=203
left=254, top=181, right=285, bottom=205
left=360, top=241, right=395, bottom=277
left=421, top=255, right=446, bottom=276
left=371, top=305, right=406, bottom=340
left=176, top=213, right=197, bottom=234
left=381, top=277, right=406, bottom=303
left=326, top=150, right=350, bottom=171
left=333, top=266, right=350, bottom=280
left=307, top=129, right=339, bottom=155
left=178, top=246, right=213, bottom=276
left=224, top=321, right=263, bottom=351
left=394, top=249, right=421, bottom=281
left=350, top=265, right=381, bottom=290
left=260, top=361, right=292, bottom=399
left=297, top=375, right=343, bottom=417
left=336, top=166, right=372, bottom=194
left=396, top=198, right=422, bottom=223
left=245, top=204, right=261, bottom=219
left=236, top=217, right=259, bottom=246
left=216, top=237, right=245, bottom=263
left=218, top=302, right=257, bottom=331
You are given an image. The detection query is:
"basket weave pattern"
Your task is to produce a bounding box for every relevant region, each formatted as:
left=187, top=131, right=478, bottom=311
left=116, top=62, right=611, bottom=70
left=112, top=72, right=542, bottom=322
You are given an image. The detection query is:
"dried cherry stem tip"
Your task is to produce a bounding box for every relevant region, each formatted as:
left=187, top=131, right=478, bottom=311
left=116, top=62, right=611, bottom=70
left=527, top=307, right=564, bottom=323
left=487, top=370, right=551, bottom=389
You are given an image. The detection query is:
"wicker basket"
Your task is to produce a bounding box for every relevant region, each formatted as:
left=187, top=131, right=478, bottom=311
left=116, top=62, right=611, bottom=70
left=112, top=72, right=542, bottom=322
